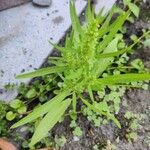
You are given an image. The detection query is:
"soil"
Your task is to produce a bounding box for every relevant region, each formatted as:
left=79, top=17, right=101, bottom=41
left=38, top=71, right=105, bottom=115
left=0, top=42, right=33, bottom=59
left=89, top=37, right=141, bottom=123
left=49, top=1, right=150, bottom=150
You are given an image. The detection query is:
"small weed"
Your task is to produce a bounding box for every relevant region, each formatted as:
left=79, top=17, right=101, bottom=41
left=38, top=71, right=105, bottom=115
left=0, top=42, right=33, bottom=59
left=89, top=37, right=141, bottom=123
left=124, top=111, right=146, bottom=142
left=0, top=0, right=149, bottom=148
left=10, top=0, right=150, bottom=147
left=54, top=135, right=67, bottom=149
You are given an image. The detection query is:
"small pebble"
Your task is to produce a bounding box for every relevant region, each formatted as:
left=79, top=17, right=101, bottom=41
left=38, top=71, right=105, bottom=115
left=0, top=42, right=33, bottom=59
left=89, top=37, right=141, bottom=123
left=33, top=0, right=52, bottom=7
left=73, top=136, right=80, bottom=142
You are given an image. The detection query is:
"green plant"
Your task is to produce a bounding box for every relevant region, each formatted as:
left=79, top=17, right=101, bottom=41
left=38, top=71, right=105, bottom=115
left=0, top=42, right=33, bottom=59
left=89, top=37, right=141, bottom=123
left=123, top=0, right=140, bottom=18
left=0, top=101, right=24, bottom=141
left=70, top=120, right=83, bottom=137
left=0, top=101, right=9, bottom=135
left=124, top=111, right=146, bottom=142
left=11, top=0, right=150, bottom=147
left=0, top=101, right=7, bottom=120
left=54, top=135, right=67, bottom=149
left=143, top=29, right=150, bottom=48
left=10, top=99, right=27, bottom=114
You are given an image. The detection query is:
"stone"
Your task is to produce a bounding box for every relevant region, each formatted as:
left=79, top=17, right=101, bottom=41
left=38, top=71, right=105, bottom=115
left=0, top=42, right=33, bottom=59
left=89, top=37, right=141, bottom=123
left=32, top=0, right=52, bottom=7
left=73, top=136, right=80, bottom=142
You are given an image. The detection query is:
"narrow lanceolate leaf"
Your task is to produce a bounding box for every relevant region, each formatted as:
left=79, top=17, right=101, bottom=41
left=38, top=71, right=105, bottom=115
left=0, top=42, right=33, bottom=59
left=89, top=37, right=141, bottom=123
left=98, top=11, right=130, bottom=53
left=49, top=41, right=66, bottom=52
left=128, top=3, right=140, bottom=17
left=80, top=97, right=121, bottom=128
left=96, top=7, right=105, bottom=25
left=97, top=73, right=150, bottom=85
left=72, top=92, right=77, bottom=113
left=97, top=30, right=150, bottom=59
left=29, top=99, right=71, bottom=147
left=98, top=6, right=115, bottom=38
left=88, top=86, right=95, bottom=103
left=96, top=47, right=130, bottom=59
left=85, top=0, right=93, bottom=23
left=70, top=0, right=82, bottom=34
left=11, top=90, right=70, bottom=128
left=65, top=34, right=72, bottom=48
left=93, top=35, right=120, bottom=77
left=50, top=60, right=65, bottom=67
left=16, top=66, right=65, bottom=79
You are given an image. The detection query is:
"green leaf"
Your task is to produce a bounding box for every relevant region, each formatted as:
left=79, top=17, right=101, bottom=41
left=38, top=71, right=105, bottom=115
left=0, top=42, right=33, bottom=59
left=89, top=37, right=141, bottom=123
left=16, top=66, right=65, bottom=79
left=124, top=111, right=133, bottom=119
left=49, top=41, right=66, bottom=52
left=128, top=132, right=138, bottom=140
left=97, top=31, right=150, bottom=59
left=29, top=99, right=71, bottom=147
left=97, top=11, right=130, bottom=52
left=128, top=3, right=140, bottom=17
left=88, top=86, right=95, bottom=103
left=70, top=0, right=82, bottom=35
left=25, top=89, right=37, bottom=99
left=80, top=97, right=121, bottom=128
left=65, top=68, right=82, bottom=80
left=65, top=34, right=72, bottom=48
left=131, top=59, right=144, bottom=71
left=130, top=120, right=138, bottom=130
left=94, top=35, right=121, bottom=76
left=96, top=47, right=130, bottom=59
left=17, top=106, right=27, bottom=114
left=85, top=0, right=93, bottom=23
left=6, top=111, right=16, bottom=121
left=9, top=99, right=22, bottom=109
left=130, top=34, right=138, bottom=41
left=98, top=6, right=115, bottom=38
left=123, top=0, right=131, bottom=5
left=91, top=74, right=150, bottom=90
left=11, top=90, right=70, bottom=128
left=50, top=60, right=65, bottom=67
left=94, top=101, right=109, bottom=112
left=73, top=126, right=83, bottom=137
left=55, top=135, right=67, bottom=147
left=143, top=38, right=150, bottom=48
left=96, top=7, right=105, bottom=25
left=98, top=73, right=150, bottom=85
left=72, top=92, right=77, bottom=113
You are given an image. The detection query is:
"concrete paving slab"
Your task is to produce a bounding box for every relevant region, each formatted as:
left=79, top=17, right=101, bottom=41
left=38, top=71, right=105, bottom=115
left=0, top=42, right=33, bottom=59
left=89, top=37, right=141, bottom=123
left=94, top=0, right=117, bottom=14
left=0, top=0, right=116, bottom=101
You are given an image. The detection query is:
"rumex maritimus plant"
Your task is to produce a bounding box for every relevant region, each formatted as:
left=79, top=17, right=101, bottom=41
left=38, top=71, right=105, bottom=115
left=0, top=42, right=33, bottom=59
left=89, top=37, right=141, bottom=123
left=11, top=0, right=150, bottom=147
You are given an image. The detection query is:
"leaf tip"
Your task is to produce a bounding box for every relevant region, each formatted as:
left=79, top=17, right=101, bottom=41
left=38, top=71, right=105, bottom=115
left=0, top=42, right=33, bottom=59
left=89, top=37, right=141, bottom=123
left=10, top=124, right=16, bottom=129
